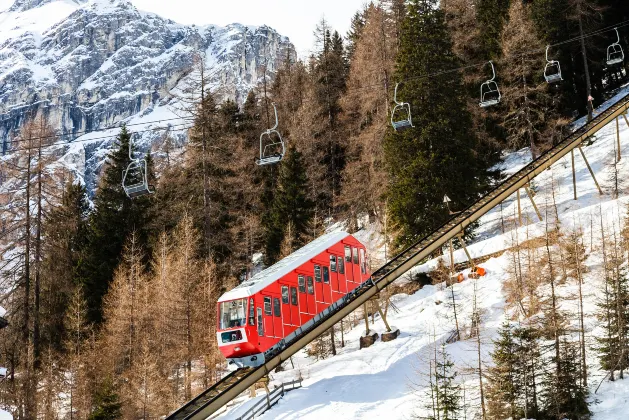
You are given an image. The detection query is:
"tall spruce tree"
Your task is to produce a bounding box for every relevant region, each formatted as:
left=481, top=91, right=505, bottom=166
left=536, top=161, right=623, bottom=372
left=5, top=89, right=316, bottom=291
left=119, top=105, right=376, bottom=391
left=80, top=127, right=154, bottom=323
left=384, top=0, right=490, bottom=248
left=263, top=146, right=315, bottom=264
left=486, top=321, right=519, bottom=419
left=476, top=0, right=511, bottom=60
left=41, top=182, right=90, bottom=350
left=434, top=344, right=461, bottom=420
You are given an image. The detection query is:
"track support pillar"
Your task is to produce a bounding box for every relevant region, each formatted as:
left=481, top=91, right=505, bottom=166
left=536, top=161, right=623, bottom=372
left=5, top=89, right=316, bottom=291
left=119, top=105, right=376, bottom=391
left=617, top=117, right=622, bottom=162
left=524, top=185, right=543, bottom=222
left=517, top=189, right=523, bottom=225
left=572, top=150, right=577, bottom=200
left=578, top=146, right=603, bottom=195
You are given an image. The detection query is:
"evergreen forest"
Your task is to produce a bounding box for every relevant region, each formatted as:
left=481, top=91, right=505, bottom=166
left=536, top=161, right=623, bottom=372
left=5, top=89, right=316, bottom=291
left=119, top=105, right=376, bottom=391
left=2, top=0, right=629, bottom=418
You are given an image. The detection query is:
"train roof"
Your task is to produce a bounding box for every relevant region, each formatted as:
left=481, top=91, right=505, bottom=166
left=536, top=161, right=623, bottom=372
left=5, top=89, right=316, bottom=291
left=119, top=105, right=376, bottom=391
left=219, top=230, right=355, bottom=302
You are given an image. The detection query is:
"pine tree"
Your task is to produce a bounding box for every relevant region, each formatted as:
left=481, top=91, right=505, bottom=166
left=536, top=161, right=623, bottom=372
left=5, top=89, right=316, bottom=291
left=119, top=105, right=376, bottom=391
left=486, top=321, right=519, bottom=419
left=513, top=325, right=542, bottom=419
left=384, top=0, right=490, bottom=249
left=41, top=182, right=90, bottom=350
left=476, top=0, right=510, bottom=60
left=81, top=126, right=154, bottom=323
left=341, top=3, right=398, bottom=222
left=434, top=344, right=460, bottom=420
left=88, top=378, right=122, bottom=420
left=263, top=147, right=315, bottom=264
left=63, top=286, right=93, bottom=419
left=500, top=0, right=567, bottom=158
left=541, top=339, right=590, bottom=419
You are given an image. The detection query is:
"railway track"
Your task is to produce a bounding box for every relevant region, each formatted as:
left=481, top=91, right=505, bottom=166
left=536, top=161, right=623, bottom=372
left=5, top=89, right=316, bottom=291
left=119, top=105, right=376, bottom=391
left=168, top=92, right=629, bottom=420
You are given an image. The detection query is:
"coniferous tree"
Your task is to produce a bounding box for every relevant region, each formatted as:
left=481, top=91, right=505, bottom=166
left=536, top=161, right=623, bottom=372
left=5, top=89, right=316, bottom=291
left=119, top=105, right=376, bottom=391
left=81, top=127, right=154, bottom=323
left=41, top=182, right=90, bottom=351
left=384, top=0, right=491, bottom=249
left=264, top=147, right=315, bottom=264
left=487, top=321, right=519, bottom=419
left=88, top=378, right=122, bottom=420
left=500, top=0, right=567, bottom=158
left=434, top=344, right=461, bottom=420
left=476, top=0, right=510, bottom=60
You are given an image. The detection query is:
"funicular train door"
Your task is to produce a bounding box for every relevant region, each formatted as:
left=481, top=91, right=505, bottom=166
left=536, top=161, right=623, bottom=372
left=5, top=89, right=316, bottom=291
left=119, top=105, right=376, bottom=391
left=344, top=245, right=356, bottom=290
left=261, top=294, right=282, bottom=339
left=280, top=282, right=300, bottom=333
left=297, top=274, right=313, bottom=324
left=329, top=254, right=342, bottom=302
left=314, top=264, right=326, bottom=312
left=336, top=252, right=347, bottom=294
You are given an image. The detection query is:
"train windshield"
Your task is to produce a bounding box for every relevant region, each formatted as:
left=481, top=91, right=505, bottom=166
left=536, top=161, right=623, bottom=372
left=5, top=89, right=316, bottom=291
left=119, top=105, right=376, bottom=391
left=219, top=299, right=247, bottom=330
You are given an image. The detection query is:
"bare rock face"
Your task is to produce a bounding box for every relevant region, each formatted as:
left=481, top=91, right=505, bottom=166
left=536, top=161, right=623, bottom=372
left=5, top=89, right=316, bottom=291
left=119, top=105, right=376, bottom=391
left=0, top=0, right=294, bottom=190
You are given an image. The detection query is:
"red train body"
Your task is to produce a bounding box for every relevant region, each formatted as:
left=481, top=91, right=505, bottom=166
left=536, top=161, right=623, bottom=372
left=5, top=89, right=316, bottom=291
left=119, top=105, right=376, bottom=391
left=216, top=231, right=370, bottom=367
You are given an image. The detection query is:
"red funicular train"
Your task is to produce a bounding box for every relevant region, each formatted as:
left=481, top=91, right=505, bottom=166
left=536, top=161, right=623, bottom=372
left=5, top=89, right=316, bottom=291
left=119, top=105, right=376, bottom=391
left=216, top=231, right=370, bottom=367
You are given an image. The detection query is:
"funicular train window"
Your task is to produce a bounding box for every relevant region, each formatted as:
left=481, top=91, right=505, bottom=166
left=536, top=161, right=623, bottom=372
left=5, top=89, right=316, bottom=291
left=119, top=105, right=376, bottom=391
left=323, top=266, right=330, bottom=284
left=264, top=297, right=272, bottom=316
left=281, top=286, right=289, bottom=304
left=338, top=257, right=345, bottom=274
left=249, top=298, right=255, bottom=325
left=314, top=265, right=322, bottom=283
left=221, top=330, right=243, bottom=343
left=353, top=247, right=359, bottom=264
left=219, top=299, right=247, bottom=329
left=298, top=275, right=306, bottom=293
left=345, top=246, right=351, bottom=262
left=257, top=308, right=264, bottom=337
left=360, top=249, right=367, bottom=273
left=330, top=255, right=337, bottom=272
left=273, top=298, right=281, bottom=317
left=290, top=287, right=298, bottom=305
left=307, top=276, right=314, bottom=295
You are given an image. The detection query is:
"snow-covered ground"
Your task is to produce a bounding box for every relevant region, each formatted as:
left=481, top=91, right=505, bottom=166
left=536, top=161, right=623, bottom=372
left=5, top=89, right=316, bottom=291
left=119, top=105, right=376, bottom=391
left=215, top=88, right=629, bottom=419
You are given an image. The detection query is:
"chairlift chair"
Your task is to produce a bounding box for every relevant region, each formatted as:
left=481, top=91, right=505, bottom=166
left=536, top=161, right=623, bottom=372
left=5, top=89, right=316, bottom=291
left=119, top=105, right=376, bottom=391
left=122, top=141, right=154, bottom=199
left=544, top=45, right=563, bottom=84
left=607, top=28, right=625, bottom=66
left=391, top=83, right=414, bottom=132
left=256, top=103, right=285, bottom=166
left=479, top=61, right=501, bottom=108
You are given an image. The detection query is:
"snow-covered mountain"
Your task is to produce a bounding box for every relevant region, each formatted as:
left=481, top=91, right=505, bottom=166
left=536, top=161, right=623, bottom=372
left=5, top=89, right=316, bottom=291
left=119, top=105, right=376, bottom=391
left=0, top=0, right=293, bottom=188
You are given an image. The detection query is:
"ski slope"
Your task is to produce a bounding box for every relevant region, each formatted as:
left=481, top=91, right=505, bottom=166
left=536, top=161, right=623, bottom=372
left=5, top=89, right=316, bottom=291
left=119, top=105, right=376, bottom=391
left=216, top=85, right=629, bottom=420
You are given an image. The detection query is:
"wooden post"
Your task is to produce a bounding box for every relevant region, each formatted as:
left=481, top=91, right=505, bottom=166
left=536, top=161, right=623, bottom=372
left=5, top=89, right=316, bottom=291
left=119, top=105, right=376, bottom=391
left=524, top=185, right=543, bottom=222
left=449, top=238, right=455, bottom=272
left=572, top=150, right=577, bottom=200
left=457, top=235, right=476, bottom=271
left=517, top=189, right=523, bottom=226
left=363, top=303, right=370, bottom=335
left=376, top=304, right=392, bottom=332
left=578, top=146, right=603, bottom=195
left=617, top=117, right=622, bottom=162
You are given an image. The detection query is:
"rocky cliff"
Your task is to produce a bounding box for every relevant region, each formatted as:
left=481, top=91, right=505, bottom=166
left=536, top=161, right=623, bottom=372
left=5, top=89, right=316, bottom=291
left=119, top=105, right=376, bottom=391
left=0, top=0, right=293, bottom=189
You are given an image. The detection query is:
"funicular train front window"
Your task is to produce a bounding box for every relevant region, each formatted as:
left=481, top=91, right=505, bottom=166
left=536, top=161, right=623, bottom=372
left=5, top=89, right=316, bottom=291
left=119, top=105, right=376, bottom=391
left=220, top=299, right=247, bottom=329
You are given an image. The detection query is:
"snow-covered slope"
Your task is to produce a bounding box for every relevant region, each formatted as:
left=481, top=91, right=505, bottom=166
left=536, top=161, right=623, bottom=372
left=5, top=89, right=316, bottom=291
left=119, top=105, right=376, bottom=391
left=215, top=87, right=629, bottom=419
left=0, top=0, right=293, bottom=189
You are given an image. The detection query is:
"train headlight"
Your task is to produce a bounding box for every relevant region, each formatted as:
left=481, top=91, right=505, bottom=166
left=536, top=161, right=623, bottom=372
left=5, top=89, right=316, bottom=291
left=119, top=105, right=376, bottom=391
left=235, top=347, right=241, bottom=351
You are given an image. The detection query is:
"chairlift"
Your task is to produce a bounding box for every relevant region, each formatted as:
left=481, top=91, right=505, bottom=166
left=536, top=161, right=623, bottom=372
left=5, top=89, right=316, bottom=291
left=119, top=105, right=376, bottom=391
left=390, top=83, right=414, bottom=132
left=122, top=140, right=154, bottom=199
left=607, top=28, right=625, bottom=66
left=479, top=61, right=501, bottom=108
left=256, top=103, right=285, bottom=166
left=544, top=45, right=563, bottom=84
